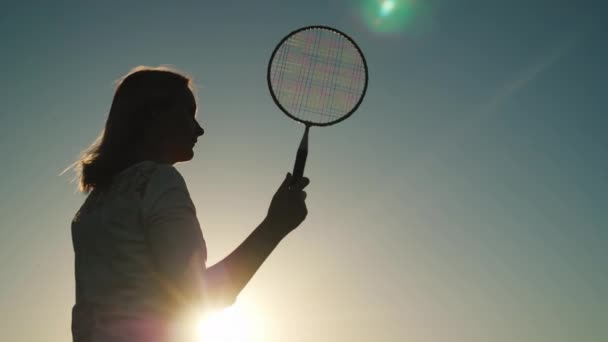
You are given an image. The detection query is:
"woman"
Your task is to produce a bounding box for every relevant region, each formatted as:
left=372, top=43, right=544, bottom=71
left=66, top=66, right=309, bottom=341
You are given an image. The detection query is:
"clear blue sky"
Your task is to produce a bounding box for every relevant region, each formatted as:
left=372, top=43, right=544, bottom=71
left=0, top=1, right=606, bottom=341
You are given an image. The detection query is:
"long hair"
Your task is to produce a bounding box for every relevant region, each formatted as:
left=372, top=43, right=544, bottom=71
left=62, top=66, right=196, bottom=193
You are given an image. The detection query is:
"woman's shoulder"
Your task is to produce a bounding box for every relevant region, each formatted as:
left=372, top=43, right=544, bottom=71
left=114, top=161, right=187, bottom=199
left=146, top=162, right=187, bottom=190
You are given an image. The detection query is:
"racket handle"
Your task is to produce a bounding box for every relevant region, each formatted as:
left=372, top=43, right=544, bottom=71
left=291, top=125, right=310, bottom=185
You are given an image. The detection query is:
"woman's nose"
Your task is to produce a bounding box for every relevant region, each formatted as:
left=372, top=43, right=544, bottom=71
left=196, top=122, right=204, bottom=137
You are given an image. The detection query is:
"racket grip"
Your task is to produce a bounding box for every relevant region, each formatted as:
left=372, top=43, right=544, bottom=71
left=291, top=126, right=310, bottom=185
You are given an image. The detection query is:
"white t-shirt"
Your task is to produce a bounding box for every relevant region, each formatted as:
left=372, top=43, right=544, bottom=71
left=71, top=160, right=208, bottom=342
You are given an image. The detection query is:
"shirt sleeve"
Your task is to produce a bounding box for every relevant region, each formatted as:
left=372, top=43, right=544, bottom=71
left=141, top=164, right=208, bottom=310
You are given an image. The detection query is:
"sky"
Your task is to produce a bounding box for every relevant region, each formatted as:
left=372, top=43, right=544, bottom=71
left=0, top=0, right=606, bottom=341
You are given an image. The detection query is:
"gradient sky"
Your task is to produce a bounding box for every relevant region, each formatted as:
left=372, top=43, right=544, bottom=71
left=1, top=1, right=606, bottom=341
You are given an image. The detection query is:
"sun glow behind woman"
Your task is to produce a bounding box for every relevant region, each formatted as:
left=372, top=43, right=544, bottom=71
left=196, top=301, right=266, bottom=342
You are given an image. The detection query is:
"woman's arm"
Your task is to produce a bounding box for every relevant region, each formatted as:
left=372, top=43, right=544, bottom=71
left=204, top=218, right=288, bottom=308
left=204, top=173, right=309, bottom=309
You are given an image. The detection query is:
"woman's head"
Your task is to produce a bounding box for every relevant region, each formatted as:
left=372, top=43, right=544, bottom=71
left=67, top=66, right=204, bottom=193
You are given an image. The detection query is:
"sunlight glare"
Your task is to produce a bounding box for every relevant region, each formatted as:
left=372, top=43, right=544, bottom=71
left=197, top=304, right=263, bottom=342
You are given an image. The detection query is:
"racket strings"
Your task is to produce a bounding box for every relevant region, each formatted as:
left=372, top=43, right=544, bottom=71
left=270, top=28, right=367, bottom=125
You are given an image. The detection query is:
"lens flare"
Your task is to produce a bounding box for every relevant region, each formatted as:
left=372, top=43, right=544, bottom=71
left=360, top=0, right=434, bottom=35
left=380, top=0, right=396, bottom=16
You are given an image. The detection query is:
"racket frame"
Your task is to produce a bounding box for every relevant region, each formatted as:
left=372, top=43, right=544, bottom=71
left=267, top=25, right=368, bottom=185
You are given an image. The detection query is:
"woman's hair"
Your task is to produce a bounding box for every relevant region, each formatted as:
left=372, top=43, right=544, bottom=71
left=62, top=66, right=196, bottom=194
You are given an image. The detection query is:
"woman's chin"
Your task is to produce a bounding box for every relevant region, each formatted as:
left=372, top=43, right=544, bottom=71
left=173, top=149, right=194, bottom=163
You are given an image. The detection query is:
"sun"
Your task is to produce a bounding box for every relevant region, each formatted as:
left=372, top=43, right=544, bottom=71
left=196, top=303, right=264, bottom=342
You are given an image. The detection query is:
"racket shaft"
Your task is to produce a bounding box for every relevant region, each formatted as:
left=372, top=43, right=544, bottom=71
left=291, top=126, right=309, bottom=184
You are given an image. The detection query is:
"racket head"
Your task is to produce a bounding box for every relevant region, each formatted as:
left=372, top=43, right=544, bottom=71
left=267, top=25, right=368, bottom=127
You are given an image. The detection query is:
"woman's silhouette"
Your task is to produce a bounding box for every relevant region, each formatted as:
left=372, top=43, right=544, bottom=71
left=65, top=66, right=309, bottom=342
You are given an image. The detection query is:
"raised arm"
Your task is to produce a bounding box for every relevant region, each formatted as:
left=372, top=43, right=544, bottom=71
left=204, top=173, right=309, bottom=309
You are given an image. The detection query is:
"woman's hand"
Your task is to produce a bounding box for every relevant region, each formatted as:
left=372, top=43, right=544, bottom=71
left=265, top=173, right=310, bottom=235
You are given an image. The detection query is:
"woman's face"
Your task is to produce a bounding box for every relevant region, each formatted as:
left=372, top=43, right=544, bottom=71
left=158, top=88, right=204, bottom=163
